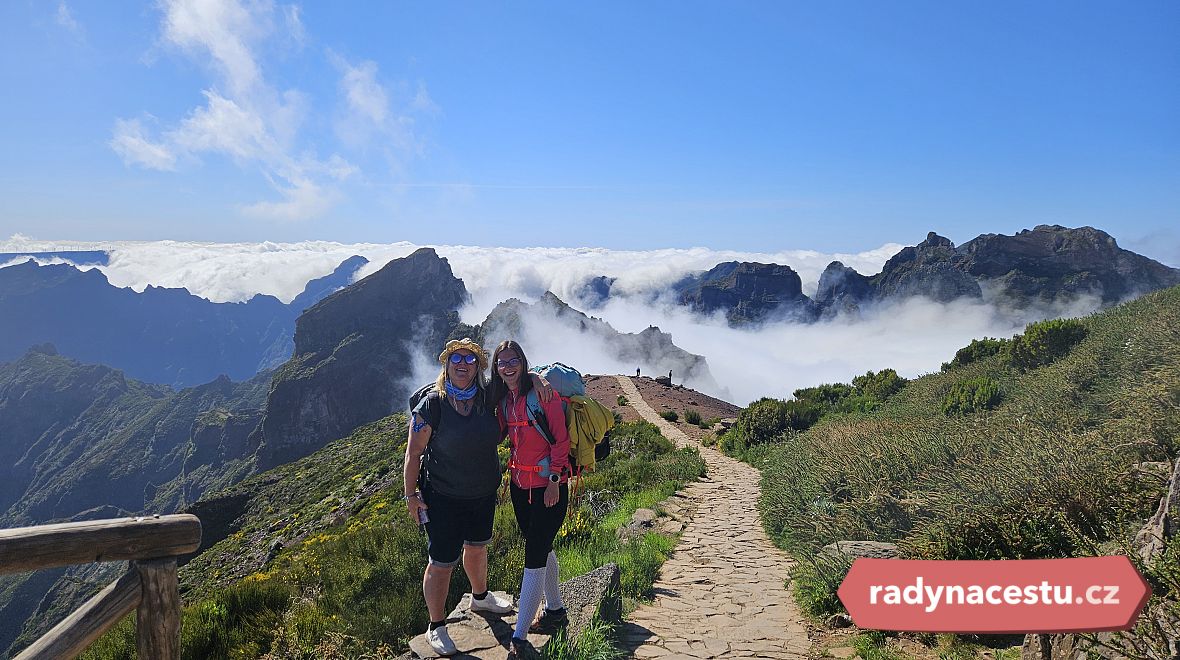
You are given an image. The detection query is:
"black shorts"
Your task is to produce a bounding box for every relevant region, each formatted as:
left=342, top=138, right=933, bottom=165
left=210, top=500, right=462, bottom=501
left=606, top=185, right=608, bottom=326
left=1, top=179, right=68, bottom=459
left=422, top=488, right=497, bottom=567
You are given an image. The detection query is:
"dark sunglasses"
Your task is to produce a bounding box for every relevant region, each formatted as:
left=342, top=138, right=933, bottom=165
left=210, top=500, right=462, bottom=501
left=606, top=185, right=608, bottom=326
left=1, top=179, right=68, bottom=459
left=496, top=357, right=522, bottom=369
left=448, top=353, right=478, bottom=365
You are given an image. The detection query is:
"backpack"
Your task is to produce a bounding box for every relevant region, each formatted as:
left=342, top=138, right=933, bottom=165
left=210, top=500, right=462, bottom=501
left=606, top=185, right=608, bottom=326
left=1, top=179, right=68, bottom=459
left=407, top=383, right=441, bottom=495
left=511, top=363, right=615, bottom=474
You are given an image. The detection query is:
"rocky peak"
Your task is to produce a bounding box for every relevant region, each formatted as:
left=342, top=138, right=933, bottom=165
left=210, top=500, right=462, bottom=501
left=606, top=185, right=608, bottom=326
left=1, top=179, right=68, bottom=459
left=259, top=248, right=468, bottom=469
left=676, top=261, right=816, bottom=324
left=957, top=225, right=1180, bottom=304
left=815, top=261, right=873, bottom=306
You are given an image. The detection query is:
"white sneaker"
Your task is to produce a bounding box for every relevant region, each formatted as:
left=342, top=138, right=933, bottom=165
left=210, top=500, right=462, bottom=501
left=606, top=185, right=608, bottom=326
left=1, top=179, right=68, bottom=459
left=426, top=625, right=458, bottom=656
left=469, top=591, right=513, bottom=615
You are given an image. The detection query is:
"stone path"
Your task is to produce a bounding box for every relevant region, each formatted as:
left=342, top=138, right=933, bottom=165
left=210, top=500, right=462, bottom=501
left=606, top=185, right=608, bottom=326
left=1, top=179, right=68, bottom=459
left=615, top=376, right=810, bottom=659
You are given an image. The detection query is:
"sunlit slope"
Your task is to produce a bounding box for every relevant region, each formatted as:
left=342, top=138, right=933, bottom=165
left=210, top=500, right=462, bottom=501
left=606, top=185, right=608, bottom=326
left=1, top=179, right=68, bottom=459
left=760, top=284, right=1180, bottom=561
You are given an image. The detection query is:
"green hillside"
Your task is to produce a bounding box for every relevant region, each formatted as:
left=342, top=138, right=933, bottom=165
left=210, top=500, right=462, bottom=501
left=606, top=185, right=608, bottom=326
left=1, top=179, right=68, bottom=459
left=73, top=416, right=704, bottom=659
left=749, top=285, right=1180, bottom=621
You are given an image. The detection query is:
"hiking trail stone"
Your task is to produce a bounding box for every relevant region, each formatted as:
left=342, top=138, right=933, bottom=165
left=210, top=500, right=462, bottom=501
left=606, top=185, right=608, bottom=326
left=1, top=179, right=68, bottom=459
left=615, top=375, right=811, bottom=659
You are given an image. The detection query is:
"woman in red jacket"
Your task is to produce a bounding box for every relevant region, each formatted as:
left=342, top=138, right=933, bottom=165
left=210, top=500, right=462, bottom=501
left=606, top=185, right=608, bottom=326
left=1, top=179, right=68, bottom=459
left=488, top=340, right=571, bottom=658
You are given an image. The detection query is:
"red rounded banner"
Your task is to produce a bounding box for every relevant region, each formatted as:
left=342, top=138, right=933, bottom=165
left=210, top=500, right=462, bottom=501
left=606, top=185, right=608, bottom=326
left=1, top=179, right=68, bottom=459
left=837, top=556, right=1151, bottom=633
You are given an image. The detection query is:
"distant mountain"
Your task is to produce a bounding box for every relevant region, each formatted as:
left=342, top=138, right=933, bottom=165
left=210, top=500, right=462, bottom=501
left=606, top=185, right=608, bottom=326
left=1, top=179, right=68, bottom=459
left=576, top=225, right=1180, bottom=323
left=0, top=255, right=367, bottom=387
left=478, top=291, right=718, bottom=389
left=0, top=250, right=109, bottom=266
left=254, top=248, right=469, bottom=470
left=956, top=225, right=1180, bottom=305
left=0, top=346, right=268, bottom=652
left=289, top=255, right=369, bottom=313
left=673, top=261, right=819, bottom=324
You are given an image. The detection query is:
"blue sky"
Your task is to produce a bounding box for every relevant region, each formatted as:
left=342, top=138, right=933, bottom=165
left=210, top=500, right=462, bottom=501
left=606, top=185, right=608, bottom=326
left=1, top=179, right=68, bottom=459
left=1, top=1, right=1177, bottom=260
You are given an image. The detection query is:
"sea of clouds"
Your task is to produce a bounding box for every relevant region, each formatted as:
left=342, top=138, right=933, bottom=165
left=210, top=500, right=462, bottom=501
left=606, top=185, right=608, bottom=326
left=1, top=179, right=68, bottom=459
left=0, top=235, right=1099, bottom=404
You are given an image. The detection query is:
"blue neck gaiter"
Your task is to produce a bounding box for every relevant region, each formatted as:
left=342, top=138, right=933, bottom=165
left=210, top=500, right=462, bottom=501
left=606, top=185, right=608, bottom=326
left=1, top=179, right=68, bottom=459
left=445, top=380, right=478, bottom=401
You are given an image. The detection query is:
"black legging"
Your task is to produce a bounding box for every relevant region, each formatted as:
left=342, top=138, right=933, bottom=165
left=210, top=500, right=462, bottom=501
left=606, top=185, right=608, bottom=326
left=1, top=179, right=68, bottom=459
left=510, top=482, right=569, bottom=569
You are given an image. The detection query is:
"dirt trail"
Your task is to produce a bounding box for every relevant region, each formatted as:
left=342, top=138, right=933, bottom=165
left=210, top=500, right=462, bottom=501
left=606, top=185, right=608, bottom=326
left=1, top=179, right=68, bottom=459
left=615, top=375, right=810, bottom=659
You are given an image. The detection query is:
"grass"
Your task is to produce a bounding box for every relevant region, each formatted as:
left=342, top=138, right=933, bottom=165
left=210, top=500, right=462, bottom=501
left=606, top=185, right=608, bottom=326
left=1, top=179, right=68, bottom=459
left=78, top=420, right=703, bottom=659
left=541, top=615, right=624, bottom=660
left=755, top=284, right=1180, bottom=632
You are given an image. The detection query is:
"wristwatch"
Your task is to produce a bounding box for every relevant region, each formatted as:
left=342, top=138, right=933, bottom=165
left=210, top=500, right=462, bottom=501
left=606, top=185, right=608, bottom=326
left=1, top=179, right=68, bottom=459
left=548, top=473, right=560, bottom=484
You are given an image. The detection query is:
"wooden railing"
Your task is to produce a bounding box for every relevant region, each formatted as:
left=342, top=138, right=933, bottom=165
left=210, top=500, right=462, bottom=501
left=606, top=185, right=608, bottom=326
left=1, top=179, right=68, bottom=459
left=0, top=514, right=202, bottom=660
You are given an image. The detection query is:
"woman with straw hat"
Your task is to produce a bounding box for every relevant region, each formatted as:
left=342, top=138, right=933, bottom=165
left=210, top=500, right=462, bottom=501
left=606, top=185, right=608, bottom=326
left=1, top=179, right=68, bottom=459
left=403, top=338, right=513, bottom=656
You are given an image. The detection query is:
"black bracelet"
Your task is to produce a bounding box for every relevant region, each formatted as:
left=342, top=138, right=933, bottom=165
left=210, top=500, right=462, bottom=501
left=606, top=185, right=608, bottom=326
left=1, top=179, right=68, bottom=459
left=403, top=492, right=420, bottom=500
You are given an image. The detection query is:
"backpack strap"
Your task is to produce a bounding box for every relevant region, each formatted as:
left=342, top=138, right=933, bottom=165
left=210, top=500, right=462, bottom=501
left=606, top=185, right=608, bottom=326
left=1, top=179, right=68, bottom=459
left=417, top=391, right=442, bottom=431
left=525, top=389, right=556, bottom=446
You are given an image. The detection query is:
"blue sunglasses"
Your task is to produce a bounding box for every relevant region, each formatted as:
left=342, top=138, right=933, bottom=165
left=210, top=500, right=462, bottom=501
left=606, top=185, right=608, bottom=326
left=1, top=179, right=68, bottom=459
left=448, top=353, right=478, bottom=365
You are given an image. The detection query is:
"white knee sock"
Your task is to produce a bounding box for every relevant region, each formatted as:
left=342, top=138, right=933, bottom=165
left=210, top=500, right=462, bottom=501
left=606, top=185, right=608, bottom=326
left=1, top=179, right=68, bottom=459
left=543, top=551, right=564, bottom=611
left=515, top=567, right=545, bottom=640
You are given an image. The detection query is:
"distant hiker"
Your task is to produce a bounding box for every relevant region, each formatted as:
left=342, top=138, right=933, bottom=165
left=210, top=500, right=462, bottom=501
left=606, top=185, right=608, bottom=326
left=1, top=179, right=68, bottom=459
left=636, top=366, right=641, bottom=377
left=489, top=340, right=571, bottom=658
left=668, top=369, right=673, bottom=381
left=403, top=338, right=513, bottom=656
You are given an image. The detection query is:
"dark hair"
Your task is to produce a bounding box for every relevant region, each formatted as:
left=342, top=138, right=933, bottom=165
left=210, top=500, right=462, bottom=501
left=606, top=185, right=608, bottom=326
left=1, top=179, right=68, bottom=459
left=487, top=340, right=532, bottom=408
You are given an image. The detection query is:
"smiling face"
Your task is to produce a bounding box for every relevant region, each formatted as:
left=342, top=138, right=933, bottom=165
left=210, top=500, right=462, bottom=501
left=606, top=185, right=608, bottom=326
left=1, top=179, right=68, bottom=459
left=495, top=347, right=523, bottom=391
left=447, top=350, right=478, bottom=389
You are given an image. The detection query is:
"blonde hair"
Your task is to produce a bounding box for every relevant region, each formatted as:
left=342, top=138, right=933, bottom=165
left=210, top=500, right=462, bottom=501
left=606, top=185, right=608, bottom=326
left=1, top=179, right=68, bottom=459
left=434, top=338, right=489, bottom=403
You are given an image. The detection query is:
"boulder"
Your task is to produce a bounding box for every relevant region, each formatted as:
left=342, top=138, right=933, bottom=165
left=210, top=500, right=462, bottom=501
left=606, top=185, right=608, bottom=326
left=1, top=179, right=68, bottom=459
left=822, top=540, right=900, bottom=559
left=405, top=563, right=622, bottom=658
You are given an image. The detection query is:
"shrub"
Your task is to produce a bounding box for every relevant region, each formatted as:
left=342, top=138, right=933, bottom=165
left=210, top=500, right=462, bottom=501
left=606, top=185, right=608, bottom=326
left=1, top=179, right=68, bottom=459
left=941, top=377, right=1002, bottom=416
left=793, top=383, right=855, bottom=407
left=941, top=337, right=1009, bottom=372
left=734, top=398, right=791, bottom=447
left=684, top=408, right=702, bottom=425
left=790, top=553, right=851, bottom=618
left=1009, top=318, right=1087, bottom=370
left=659, top=410, right=678, bottom=422
left=851, top=369, right=908, bottom=400
left=617, top=395, right=628, bottom=406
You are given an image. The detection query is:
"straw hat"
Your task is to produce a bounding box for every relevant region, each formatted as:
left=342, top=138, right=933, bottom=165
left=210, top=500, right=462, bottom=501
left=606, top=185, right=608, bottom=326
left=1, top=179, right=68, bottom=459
left=437, top=338, right=489, bottom=372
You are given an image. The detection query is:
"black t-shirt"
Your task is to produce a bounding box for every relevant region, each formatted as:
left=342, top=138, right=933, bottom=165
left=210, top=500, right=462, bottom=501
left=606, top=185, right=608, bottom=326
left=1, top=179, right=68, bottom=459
left=413, top=394, right=502, bottom=499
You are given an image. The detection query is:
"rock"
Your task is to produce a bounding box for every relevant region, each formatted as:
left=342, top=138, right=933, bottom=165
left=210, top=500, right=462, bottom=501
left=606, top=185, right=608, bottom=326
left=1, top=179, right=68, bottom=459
left=654, top=376, right=672, bottom=386
left=618, top=508, right=660, bottom=540
left=828, top=645, right=858, bottom=658
left=674, top=261, right=820, bottom=325
left=1135, top=456, right=1180, bottom=565
left=816, top=261, right=875, bottom=315
left=825, top=613, right=854, bottom=628
left=958, top=225, right=1180, bottom=306
left=559, top=563, right=623, bottom=639
left=822, top=540, right=900, bottom=559
left=870, top=232, right=983, bottom=303
left=406, top=565, right=621, bottom=659
left=257, top=248, right=467, bottom=470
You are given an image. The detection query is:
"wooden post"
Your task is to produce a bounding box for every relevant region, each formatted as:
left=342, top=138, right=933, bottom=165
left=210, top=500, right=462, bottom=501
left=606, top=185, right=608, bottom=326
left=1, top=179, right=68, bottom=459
left=135, top=558, right=180, bottom=660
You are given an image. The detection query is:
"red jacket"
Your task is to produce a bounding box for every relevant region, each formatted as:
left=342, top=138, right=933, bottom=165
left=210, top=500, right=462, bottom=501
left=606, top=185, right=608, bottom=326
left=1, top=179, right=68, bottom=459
left=499, top=389, right=571, bottom=489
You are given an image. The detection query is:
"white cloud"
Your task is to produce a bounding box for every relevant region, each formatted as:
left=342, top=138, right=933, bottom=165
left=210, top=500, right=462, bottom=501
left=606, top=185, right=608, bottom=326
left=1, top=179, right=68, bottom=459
left=109, top=118, right=178, bottom=171
left=327, top=50, right=428, bottom=157
left=171, top=91, right=273, bottom=161
left=239, top=176, right=334, bottom=221
left=55, top=1, right=83, bottom=37
left=0, top=237, right=1111, bottom=404
left=335, top=56, right=389, bottom=125
left=111, top=1, right=434, bottom=221
left=157, top=0, right=269, bottom=96
left=282, top=4, right=305, bottom=48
